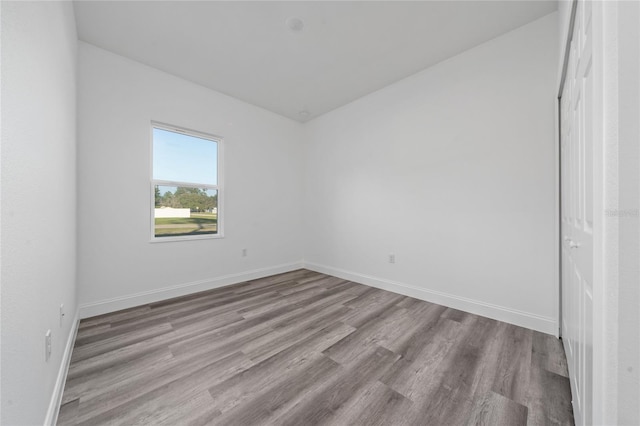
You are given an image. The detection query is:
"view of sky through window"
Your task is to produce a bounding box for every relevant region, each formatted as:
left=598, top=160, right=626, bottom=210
left=152, top=127, right=217, bottom=186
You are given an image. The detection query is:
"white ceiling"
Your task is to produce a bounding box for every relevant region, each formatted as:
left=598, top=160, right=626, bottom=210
left=74, top=1, right=557, bottom=122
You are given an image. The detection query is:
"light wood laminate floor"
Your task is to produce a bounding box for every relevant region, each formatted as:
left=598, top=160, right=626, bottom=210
left=58, top=269, right=574, bottom=425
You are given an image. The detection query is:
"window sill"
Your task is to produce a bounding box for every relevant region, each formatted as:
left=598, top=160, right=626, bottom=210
left=149, top=233, right=224, bottom=243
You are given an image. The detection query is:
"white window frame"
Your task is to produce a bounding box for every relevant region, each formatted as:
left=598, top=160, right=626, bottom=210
left=150, top=121, right=224, bottom=242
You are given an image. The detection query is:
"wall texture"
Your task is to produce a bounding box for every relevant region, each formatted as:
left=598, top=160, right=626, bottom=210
left=612, top=1, right=640, bottom=423
left=77, top=43, right=304, bottom=315
left=1, top=2, right=78, bottom=425
left=303, top=13, right=559, bottom=334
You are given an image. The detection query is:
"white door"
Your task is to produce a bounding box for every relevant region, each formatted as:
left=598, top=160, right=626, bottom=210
left=560, top=1, right=594, bottom=425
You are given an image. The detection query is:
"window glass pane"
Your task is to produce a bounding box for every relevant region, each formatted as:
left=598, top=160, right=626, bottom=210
left=154, top=185, right=218, bottom=237
left=153, top=127, right=217, bottom=185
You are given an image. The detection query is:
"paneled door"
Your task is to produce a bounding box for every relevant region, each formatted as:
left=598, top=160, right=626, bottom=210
left=560, top=1, right=594, bottom=425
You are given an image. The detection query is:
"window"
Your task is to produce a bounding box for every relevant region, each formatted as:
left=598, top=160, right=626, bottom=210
left=151, top=123, right=222, bottom=241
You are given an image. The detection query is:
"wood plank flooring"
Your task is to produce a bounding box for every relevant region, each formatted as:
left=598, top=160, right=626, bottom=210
left=57, top=269, right=574, bottom=425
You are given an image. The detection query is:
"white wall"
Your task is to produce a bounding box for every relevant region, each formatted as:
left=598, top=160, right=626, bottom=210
left=608, top=1, right=640, bottom=423
left=1, top=2, right=78, bottom=425
left=588, top=2, right=640, bottom=423
left=77, top=43, right=304, bottom=315
left=303, top=13, right=559, bottom=334
left=557, top=0, right=574, bottom=84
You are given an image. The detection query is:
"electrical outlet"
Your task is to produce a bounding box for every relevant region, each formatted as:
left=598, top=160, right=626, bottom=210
left=60, top=304, right=65, bottom=326
left=45, top=330, right=52, bottom=361
left=242, top=248, right=247, bottom=257
left=389, top=254, right=396, bottom=264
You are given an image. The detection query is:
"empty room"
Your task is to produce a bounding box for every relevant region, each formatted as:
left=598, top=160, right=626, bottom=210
left=1, top=1, right=638, bottom=425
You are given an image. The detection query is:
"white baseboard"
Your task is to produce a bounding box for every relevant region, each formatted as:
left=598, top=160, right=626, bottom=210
left=78, top=261, right=305, bottom=319
left=77, top=259, right=557, bottom=333
left=44, top=308, right=80, bottom=426
left=304, top=262, right=558, bottom=335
